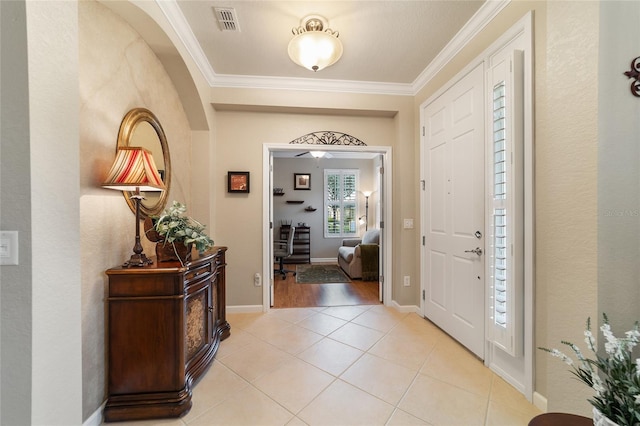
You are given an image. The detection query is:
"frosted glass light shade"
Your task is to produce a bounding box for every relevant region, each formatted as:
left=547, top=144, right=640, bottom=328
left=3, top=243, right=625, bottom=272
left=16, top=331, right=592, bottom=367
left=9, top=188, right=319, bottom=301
left=288, top=31, right=343, bottom=72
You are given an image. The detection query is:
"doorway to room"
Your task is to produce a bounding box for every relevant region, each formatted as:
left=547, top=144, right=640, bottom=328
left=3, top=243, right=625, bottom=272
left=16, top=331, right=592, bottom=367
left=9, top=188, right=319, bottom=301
left=271, top=277, right=380, bottom=308
left=262, top=144, right=393, bottom=311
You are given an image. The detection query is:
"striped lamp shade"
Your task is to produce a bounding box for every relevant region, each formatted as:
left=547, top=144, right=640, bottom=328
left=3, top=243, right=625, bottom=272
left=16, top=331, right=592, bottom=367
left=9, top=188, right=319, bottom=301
left=102, top=147, right=165, bottom=192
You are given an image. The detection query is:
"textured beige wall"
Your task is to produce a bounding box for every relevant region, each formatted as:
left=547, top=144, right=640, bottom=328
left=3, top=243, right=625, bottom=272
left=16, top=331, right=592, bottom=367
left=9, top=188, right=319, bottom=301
left=597, top=1, right=640, bottom=340
left=536, top=1, right=599, bottom=414
left=24, top=1, right=83, bottom=423
left=210, top=91, right=416, bottom=308
left=212, top=109, right=408, bottom=306
left=79, top=0, right=191, bottom=419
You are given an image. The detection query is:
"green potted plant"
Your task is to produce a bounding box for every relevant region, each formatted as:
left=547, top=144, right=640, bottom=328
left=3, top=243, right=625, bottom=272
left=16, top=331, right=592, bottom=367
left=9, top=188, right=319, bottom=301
left=539, top=314, right=640, bottom=426
left=145, top=201, right=214, bottom=264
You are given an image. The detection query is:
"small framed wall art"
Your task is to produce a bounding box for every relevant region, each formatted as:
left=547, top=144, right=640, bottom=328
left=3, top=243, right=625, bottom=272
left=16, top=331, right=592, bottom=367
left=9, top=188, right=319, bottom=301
left=228, top=171, right=250, bottom=193
left=294, top=173, right=311, bottom=190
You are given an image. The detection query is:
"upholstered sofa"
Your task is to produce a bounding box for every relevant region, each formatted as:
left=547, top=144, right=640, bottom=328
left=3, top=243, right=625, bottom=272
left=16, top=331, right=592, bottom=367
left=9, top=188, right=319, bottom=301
left=337, top=228, right=380, bottom=280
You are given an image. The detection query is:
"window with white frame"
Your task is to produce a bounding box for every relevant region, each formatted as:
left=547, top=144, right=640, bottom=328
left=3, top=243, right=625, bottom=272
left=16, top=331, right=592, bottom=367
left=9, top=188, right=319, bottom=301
left=488, top=50, right=524, bottom=357
left=324, top=169, right=359, bottom=237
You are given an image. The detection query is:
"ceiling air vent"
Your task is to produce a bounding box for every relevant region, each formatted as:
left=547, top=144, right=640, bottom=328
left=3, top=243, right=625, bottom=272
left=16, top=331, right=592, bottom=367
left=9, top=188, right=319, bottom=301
left=214, top=7, right=240, bottom=32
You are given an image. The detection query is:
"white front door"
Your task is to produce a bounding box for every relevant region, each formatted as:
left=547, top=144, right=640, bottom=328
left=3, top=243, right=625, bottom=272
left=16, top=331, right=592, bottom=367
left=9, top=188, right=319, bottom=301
left=422, top=63, right=485, bottom=358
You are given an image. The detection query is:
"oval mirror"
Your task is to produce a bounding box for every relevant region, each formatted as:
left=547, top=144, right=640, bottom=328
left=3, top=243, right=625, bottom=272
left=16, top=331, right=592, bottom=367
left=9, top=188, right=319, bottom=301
left=116, top=108, right=171, bottom=219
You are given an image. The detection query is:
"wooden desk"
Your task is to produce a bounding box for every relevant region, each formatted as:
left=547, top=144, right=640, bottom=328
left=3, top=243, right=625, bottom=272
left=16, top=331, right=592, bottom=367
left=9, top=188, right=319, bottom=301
left=528, top=412, right=592, bottom=426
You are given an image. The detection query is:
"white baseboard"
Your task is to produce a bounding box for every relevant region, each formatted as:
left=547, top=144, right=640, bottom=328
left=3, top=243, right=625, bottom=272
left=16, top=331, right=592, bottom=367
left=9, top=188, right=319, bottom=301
left=490, top=362, right=526, bottom=395
left=533, top=391, right=547, bottom=412
left=83, top=401, right=105, bottom=426
left=310, top=257, right=336, bottom=264
left=227, top=305, right=263, bottom=314
left=390, top=300, right=421, bottom=314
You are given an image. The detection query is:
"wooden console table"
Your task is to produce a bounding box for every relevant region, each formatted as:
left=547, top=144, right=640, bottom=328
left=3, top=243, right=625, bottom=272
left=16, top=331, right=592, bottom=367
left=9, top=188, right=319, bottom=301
left=103, top=247, right=230, bottom=422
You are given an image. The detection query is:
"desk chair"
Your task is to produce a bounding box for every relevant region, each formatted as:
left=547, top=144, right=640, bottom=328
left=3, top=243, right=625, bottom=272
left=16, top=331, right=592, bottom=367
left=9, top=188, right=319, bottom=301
left=274, top=226, right=297, bottom=280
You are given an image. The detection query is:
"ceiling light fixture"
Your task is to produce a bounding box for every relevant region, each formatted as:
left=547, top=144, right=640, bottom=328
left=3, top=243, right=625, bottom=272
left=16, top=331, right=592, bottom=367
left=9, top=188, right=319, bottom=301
left=288, top=15, right=343, bottom=72
left=309, top=151, right=326, bottom=158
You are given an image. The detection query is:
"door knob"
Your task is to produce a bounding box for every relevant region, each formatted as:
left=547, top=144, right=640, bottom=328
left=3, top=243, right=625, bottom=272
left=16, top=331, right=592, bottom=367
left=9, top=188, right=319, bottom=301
left=464, top=247, right=483, bottom=256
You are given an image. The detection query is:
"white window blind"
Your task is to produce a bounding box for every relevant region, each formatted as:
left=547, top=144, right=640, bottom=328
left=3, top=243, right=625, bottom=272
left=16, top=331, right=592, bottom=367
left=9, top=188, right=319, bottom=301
left=324, top=169, right=359, bottom=237
left=493, top=81, right=508, bottom=329
left=488, top=51, right=524, bottom=357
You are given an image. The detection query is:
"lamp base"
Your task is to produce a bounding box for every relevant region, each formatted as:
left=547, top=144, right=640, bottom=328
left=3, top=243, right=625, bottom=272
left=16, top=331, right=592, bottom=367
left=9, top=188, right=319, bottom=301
left=123, top=252, right=153, bottom=268
left=121, top=191, right=154, bottom=268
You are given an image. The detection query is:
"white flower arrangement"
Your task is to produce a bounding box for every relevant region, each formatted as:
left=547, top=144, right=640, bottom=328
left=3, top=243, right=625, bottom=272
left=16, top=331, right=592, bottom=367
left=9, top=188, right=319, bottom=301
left=152, top=201, right=214, bottom=253
left=539, top=314, right=640, bottom=425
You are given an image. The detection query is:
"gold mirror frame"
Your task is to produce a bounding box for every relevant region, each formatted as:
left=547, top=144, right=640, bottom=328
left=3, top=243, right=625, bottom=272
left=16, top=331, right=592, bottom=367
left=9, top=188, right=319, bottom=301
left=117, top=108, right=171, bottom=219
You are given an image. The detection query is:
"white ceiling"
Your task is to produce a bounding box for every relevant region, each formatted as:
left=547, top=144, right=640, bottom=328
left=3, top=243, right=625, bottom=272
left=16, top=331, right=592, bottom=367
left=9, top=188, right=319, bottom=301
left=153, top=1, right=492, bottom=157
left=164, top=1, right=487, bottom=92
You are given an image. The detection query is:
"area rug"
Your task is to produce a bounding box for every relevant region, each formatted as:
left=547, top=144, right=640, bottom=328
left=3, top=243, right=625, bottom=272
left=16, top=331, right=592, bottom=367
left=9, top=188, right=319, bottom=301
left=295, top=264, right=351, bottom=284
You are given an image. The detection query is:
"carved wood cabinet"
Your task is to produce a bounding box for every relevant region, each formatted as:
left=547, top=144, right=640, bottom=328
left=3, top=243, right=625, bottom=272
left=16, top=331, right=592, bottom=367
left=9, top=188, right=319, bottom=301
left=103, top=247, right=229, bottom=422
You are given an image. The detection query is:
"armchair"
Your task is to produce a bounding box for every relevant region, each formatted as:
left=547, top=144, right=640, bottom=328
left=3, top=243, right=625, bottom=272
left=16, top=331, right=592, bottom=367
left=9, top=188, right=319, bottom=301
left=337, top=228, right=380, bottom=280
left=274, top=226, right=296, bottom=280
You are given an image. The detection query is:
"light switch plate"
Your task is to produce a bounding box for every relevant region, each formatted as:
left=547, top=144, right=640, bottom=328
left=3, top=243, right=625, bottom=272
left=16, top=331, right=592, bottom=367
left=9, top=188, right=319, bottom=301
left=403, top=219, right=414, bottom=229
left=0, top=231, right=19, bottom=265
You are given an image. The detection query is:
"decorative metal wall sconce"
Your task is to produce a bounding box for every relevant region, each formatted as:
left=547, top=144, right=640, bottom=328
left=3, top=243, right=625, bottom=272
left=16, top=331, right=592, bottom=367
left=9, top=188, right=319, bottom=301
left=624, top=56, right=640, bottom=97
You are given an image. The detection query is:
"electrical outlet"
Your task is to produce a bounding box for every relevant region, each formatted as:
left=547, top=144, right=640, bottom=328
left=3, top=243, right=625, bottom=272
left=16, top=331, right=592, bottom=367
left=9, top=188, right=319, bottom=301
left=403, top=275, right=410, bottom=287
left=254, top=272, right=262, bottom=286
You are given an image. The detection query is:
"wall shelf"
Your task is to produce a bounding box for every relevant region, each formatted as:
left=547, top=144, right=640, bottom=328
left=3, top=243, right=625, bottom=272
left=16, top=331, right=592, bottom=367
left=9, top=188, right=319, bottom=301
left=286, top=200, right=304, bottom=204
left=280, top=226, right=310, bottom=264
left=304, top=207, right=317, bottom=212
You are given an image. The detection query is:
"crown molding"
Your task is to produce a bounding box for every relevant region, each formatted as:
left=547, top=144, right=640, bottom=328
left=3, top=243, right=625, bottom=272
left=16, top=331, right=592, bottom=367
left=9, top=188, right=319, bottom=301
left=211, top=74, right=415, bottom=96
left=157, top=0, right=510, bottom=96
left=411, top=0, right=511, bottom=93
left=156, top=0, right=217, bottom=86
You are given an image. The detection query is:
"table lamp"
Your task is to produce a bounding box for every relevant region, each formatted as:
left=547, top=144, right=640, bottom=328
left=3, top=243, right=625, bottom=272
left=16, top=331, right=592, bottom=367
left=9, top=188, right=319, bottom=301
left=102, top=147, right=165, bottom=267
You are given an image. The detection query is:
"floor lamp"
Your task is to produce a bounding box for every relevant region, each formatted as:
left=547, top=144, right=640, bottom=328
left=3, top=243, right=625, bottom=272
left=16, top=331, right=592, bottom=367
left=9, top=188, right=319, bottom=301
left=102, top=147, right=165, bottom=267
left=359, top=191, right=372, bottom=231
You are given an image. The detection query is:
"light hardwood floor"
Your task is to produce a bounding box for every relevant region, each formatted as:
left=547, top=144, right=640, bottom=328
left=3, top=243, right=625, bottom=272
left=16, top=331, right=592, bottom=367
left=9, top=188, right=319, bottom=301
left=272, top=263, right=380, bottom=308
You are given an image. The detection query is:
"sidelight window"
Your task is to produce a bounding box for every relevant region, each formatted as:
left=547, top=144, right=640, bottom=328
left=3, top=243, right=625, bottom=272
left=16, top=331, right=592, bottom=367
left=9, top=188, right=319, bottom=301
left=488, top=51, right=524, bottom=357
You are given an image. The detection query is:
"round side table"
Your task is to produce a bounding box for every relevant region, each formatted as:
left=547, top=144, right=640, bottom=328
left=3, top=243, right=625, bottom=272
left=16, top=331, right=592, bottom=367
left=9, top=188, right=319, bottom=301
left=528, top=412, right=592, bottom=426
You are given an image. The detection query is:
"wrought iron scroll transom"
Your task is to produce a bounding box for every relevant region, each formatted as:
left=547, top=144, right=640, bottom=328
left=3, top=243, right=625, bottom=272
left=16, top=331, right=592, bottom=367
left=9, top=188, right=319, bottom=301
left=624, top=56, right=640, bottom=97
left=289, top=131, right=367, bottom=146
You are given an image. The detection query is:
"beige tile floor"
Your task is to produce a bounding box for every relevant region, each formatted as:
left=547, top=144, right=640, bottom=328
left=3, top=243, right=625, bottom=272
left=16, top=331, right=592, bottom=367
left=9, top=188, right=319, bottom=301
left=111, top=305, right=542, bottom=426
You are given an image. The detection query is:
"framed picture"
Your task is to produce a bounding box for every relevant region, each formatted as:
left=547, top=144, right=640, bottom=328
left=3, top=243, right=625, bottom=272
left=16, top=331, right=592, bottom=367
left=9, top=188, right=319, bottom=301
left=294, top=173, right=311, bottom=190
left=228, top=171, right=250, bottom=193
